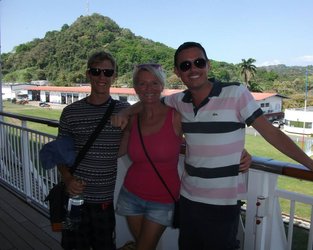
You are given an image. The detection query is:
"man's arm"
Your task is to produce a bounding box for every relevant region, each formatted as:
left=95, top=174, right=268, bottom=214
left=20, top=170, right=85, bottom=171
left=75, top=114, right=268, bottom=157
left=111, top=102, right=143, bottom=129
left=252, top=115, right=313, bottom=171
left=57, top=165, right=85, bottom=195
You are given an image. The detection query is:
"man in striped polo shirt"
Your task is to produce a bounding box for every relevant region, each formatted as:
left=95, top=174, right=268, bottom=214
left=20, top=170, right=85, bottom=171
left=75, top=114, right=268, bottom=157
left=165, top=42, right=313, bottom=250
left=57, top=51, right=129, bottom=250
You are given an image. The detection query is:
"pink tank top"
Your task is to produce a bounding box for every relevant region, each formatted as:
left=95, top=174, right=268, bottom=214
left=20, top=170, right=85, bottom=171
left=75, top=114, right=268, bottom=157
left=124, top=108, right=182, bottom=203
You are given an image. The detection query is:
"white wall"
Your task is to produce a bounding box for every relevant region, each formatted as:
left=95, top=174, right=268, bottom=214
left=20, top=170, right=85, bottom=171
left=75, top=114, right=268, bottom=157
left=256, top=96, right=282, bottom=114
left=49, top=92, right=62, bottom=103
left=284, top=108, right=313, bottom=135
left=1, top=85, right=15, bottom=100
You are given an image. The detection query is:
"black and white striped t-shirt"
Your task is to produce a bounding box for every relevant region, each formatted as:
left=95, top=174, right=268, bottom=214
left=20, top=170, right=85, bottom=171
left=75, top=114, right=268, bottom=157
left=58, top=97, right=130, bottom=203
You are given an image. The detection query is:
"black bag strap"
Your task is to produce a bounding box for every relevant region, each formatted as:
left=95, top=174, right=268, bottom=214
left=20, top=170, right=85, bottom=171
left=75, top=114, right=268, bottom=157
left=69, top=99, right=116, bottom=174
left=137, top=115, right=177, bottom=202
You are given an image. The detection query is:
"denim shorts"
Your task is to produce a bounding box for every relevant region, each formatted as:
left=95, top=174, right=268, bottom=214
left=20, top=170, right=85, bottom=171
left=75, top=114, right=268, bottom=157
left=116, top=186, right=174, bottom=226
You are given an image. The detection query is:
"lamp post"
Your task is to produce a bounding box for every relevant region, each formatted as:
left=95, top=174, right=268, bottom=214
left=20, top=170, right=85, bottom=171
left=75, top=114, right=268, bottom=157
left=305, top=66, right=308, bottom=111
left=301, top=67, right=308, bottom=150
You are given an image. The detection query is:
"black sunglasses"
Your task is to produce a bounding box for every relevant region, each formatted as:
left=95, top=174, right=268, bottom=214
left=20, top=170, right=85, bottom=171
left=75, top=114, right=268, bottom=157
left=179, top=58, right=207, bottom=72
left=88, top=68, right=115, bottom=77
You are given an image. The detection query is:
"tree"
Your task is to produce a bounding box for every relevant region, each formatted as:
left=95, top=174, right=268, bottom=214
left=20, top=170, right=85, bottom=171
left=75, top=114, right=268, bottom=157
left=167, top=74, right=184, bottom=89
left=248, top=81, right=263, bottom=92
left=239, top=58, right=257, bottom=88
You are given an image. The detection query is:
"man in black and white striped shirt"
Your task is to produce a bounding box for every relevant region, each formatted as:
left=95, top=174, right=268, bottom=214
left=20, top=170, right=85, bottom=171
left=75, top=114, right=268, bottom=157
left=58, top=51, right=129, bottom=250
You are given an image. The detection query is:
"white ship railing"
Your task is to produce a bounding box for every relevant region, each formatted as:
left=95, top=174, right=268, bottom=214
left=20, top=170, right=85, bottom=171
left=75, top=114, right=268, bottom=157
left=0, top=111, right=313, bottom=250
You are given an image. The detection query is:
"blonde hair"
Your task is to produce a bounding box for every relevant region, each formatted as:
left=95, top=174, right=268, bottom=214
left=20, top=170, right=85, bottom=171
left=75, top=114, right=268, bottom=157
left=133, top=64, right=166, bottom=87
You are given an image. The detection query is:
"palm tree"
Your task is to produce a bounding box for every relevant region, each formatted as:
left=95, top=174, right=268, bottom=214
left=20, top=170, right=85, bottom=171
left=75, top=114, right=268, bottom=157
left=239, top=58, right=257, bottom=88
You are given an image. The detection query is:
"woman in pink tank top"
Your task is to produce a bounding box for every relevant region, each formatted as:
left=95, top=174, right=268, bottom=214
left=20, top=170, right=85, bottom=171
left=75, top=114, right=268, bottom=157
left=116, top=64, right=183, bottom=250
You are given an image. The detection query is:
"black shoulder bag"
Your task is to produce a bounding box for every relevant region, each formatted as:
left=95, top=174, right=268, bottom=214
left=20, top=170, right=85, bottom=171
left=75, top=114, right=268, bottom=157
left=45, top=99, right=116, bottom=232
left=137, top=115, right=180, bottom=229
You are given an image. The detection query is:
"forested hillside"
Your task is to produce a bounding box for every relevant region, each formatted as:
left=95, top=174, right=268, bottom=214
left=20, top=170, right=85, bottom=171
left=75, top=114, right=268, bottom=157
left=2, top=13, right=312, bottom=108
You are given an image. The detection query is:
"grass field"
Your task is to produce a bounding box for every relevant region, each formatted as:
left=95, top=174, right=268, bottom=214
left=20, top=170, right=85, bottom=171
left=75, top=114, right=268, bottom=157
left=2, top=101, right=60, bottom=135
left=246, top=133, right=313, bottom=221
left=2, top=100, right=313, bottom=221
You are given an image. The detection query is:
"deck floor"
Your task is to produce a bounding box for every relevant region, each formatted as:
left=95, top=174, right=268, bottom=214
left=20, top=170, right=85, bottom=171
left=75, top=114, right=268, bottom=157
left=0, top=184, right=62, bottom=250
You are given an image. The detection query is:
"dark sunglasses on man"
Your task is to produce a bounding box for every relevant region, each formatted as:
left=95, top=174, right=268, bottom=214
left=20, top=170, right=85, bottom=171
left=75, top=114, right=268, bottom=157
left=179, top=58, right=207, bottom=72
left=88, top=68, right=115, bottom=77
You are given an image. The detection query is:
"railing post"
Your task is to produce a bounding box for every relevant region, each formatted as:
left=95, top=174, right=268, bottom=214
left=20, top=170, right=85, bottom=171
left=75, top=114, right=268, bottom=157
left=307, top=207, right=313, bottom=250
left=244, top=169, right=287, bottom=250
left=21, top=120, right=32, bottom=201
left=0, top=122, right=4, bottom=176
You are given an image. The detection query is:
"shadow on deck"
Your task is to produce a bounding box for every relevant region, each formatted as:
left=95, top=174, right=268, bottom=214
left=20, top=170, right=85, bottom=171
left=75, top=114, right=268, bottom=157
left=0, top=184, right=62, bottom=250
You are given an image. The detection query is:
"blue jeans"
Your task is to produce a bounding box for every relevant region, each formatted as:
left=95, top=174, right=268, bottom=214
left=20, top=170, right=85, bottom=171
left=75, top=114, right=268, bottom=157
left=179, top=196, right=241, bottom=250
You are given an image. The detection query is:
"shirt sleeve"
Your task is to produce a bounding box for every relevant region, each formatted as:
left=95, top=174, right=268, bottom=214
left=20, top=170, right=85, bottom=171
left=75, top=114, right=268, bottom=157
left=237, top=85, right=263, bottom=126
left=163, top=93, right=181, bottom=110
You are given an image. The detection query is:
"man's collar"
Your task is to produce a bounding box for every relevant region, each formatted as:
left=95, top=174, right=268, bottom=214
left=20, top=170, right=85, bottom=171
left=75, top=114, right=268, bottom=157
left=182, top=78, right=222, bottom=103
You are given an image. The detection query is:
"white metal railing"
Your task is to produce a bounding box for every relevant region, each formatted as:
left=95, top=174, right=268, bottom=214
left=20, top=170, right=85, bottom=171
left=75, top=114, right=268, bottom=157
left=0, top=111, right=313, bottom=250
left=0, top=112, right=59, bottom=211
left=243, top=168, right=313, bottom=250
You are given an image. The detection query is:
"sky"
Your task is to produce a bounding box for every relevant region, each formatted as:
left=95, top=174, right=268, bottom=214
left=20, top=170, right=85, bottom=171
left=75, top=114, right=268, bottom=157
left=1, top=0, right=313, bottom=67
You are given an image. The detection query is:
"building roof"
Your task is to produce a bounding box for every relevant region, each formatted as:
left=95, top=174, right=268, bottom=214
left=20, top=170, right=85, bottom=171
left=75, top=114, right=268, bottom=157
left=25, top=86, right=184, bottom=96
left=25, top=86, right=283, bottom=100
left=252, top=92, right=287, bottom=100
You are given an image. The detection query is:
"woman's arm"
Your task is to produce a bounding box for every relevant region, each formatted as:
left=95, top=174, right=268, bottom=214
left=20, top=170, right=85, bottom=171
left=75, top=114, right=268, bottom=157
left=240, top=149, right=252, bottom=172
left=172, top=109, right=183, bottom=138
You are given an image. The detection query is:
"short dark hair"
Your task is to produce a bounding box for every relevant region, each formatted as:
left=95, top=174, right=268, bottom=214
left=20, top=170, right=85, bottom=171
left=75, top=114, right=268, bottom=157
left=174, top=42, right=209, bottom=67
left=87, top=51, right=117, bottom=72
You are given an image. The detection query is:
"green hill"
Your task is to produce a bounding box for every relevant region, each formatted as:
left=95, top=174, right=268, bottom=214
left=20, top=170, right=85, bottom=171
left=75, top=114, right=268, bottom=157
left=2, top=13, right=313, bottom=105
left=2, top=14, right=176, bottom=87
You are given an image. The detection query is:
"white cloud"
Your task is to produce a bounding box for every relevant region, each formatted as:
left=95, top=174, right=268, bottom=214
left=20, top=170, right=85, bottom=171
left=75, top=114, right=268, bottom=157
left=296, top=55, right=313, bottom=63
left=257, top=56, right=313, bottom=67
left=256, top=60, right=282, bottom=67
left=284, top=55, right=313, bottom=66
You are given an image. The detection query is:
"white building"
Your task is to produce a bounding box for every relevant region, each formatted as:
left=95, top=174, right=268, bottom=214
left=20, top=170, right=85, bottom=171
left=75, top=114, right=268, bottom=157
left=23, top=86, right=183, bottom=105
left=284, top=107, right=313, bottom=135
left=1, top=83, right=37, bottom=100
left=252, top=92, right=286, bottom=122
left=1, top=84, right=15, bottom=100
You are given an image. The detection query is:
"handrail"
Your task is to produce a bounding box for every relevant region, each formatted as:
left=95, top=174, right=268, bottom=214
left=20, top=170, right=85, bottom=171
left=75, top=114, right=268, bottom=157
left=0, top=111, right=59, bottom=127
left=251, top=156, right=313, bottom=181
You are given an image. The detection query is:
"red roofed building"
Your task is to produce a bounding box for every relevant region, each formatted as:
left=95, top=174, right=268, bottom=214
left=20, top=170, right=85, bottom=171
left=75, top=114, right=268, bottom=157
left=252, top=92, right=286, bottom=121
left=23, top=86, right=285, bottom=121
left=24, top=86, right=184, bottom=105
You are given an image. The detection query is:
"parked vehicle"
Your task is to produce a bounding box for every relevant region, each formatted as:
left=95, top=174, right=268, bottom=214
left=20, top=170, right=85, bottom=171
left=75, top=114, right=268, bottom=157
left=39, top=102, right=50, bottom=107
left=272, top=120, right=284, bottom=128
